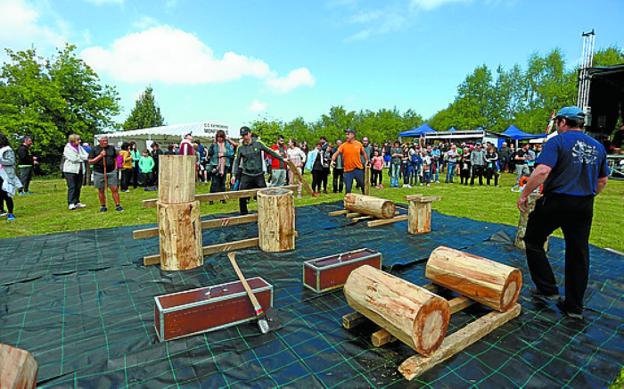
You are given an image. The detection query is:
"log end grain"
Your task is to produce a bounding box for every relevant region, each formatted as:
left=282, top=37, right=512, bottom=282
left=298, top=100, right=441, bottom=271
left=413, top=295, right=450, bottom=356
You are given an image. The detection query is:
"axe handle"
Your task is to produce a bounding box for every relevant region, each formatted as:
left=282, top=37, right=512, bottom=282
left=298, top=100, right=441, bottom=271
left=227, top=252, right=264, bottom=316
left=286, top=160, right=316, bottom=196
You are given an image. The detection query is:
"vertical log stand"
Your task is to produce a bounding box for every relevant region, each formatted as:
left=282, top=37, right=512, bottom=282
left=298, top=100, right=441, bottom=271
left=257, top=188, right=296, bottom=252
left=514, top=192, right=548, bottom=251
left=405, top=195, right=441, bottom=235
left=157, top=155, right=203, bottom=271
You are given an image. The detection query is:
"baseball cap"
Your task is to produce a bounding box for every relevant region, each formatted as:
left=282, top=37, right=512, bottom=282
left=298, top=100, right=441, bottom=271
left=240, top=126, right=251, bottom=136
left=555, top=106, right=585, bottom=121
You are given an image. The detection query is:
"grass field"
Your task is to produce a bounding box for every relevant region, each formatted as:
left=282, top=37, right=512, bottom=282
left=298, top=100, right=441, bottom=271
left=1, top=172, right=622, bottom=252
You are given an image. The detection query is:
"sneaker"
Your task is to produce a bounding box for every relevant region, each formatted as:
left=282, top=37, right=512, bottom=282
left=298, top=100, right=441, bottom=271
left=26, top=191, right=34, bottom=195
left=436, top=180, right=440, bottom=184
left=0, top=211, right=6, bottom=218
left=75, top=203, right=86, bottom=209
left=529, top=288, right=559, bottom=302
left=115, top=205, right=124, bottom=212
left=144, top=187, right=149, bottom=191
left=556, top=299, right=583, bottom=320
left=68, top=204, right=76, bottom=210
left=100, top=206, right=108, bottom=212
left=7, top=213, right=15, bottom=221
left=121, top=189, right=130, bottom=193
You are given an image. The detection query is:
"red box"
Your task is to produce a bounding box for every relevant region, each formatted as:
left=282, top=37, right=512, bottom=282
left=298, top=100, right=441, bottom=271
left=302, top=248, right=382, bottom=293
left=154, top=277, right=273, bottom=341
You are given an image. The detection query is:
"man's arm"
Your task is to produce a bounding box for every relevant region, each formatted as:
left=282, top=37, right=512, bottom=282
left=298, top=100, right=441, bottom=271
left=596, top=176, right=608, bottom=194
left=517, top=164, right=552, bottom=212
left=260, top=141, right=285, bottom=161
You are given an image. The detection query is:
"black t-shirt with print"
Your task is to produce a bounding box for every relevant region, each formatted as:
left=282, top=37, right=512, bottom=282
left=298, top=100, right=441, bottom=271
left=89, top=145, right=117, bottom=173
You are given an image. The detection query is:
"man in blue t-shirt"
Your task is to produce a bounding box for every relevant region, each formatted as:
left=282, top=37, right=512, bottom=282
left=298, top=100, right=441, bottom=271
left=517, top=106, right=609, bottom=320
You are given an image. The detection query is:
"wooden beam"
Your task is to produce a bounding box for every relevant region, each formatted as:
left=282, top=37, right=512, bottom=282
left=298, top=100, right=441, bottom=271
left=364, top=164, right=371, bottom=195
left=328, top=209, right=349, bottom=216
left=352, top=215, right=374, bottom=222
left=405, top=194, right=441, bottom=203
left=286, top=160, right=317, bottom=197
left=143, top=237, right=260, bottom=266
left=398, top=304, right=521, bottom=381
left=142, top=185, right=299, bottom=208
left=366, top=214, right=408, bottom=228
left=346, top=212, right=363, bottom=218
left=342, top=311, right=367, bottom=330
left=133, top=214, right=259, bottom=239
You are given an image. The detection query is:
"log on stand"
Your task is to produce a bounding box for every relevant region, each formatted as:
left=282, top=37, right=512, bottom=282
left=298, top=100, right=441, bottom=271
left=158, top=201, right=203, bottom=271
left=405, top=195, right=441, bottom=235
left=158, top=155, right=196, bottom=204
left=344, top=193, right=396, bottom=219
left=0, top=343, right=38, bottom=389
left=344, top=265, right=450, bottom=356
left=426, top=246, right=522, bottom=312
left=257, top=188, right=295, bottom=252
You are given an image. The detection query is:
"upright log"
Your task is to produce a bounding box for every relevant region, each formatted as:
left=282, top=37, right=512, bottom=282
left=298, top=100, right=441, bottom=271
left=158, top=201, right=203, bottom=271
left=406, top=195, right=441, bottom=235
left=344, top=193, right=396, bottom=219
left=158, top=155, right=196, bottom=204
left=0, top=344, right=37, bottom=389
left=426, top=246, right=522, bottom=312
left=344, top=265, right=450, bottom=356
left=257, top=188, right=295, bottom=252
left=514, top=192, right=549, bottom=251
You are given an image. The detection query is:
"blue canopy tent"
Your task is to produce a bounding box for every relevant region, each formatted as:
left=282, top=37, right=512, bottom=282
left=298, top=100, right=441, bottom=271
left=399, top=123, right=437, bottom=137
left=501, top=125, right=547, bottom=140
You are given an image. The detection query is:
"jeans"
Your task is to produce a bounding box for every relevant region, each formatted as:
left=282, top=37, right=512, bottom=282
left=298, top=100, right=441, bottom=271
left=238, top=174, right=267, bottom=214
left=371, top=169, right=382, bottom=186
left=18, top=166, right=33, bottom=192
left=446, top=162, right=456, bottom=183
left=210, top=173, right=226, bottom=193
left=430, top=161, right=439, bottom=182
left=471, top=165, right=484, bottom=185
left=270, top=169, right=287, bottom=186
left=121, top=169, right=132, bottom=191
left=524, top=194, right=594, bottom=314
left=311, top=170, right=324, bottom=192
left=344, top=168, right=365, bottom=194
left=332, top=168, right=344, bottom=193
left=390, top=164, right=401, bottom=187
left=64, top=172, right=83, bottom=205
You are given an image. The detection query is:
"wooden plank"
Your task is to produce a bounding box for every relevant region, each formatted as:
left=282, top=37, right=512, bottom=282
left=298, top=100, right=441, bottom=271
left=286, top=160, right=317, bottom=197
left=346, top=212, right=363, bottom=218
left=142, top=186, right=299, bottom=208
left=398, top=304, right=522, bottom=381
left=366, top=214, right=408, bottom=228
left=133, top=214, right=259, bottom=239
left=405, top=194, right=441, bottom=203
left=342, top=311, right=367, bottom=329
left=143, top=237, right=261, bottom=266
left=352, top=215, right=373, bottom=222
left=364, top=164, right=371, bottom=195
left=328, top=209, right=349, bottom=216
left=372, top=328, right=397, bottom=347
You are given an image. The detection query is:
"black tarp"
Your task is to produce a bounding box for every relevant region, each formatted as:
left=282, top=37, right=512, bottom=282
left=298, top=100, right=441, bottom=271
left=0, top=202, right=622, bottom=388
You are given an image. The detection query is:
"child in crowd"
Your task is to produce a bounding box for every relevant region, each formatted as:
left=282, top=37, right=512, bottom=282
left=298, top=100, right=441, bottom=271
left=421, top=151, right=431, bottom=186
left=139, top=150, right=155, bottom=191
left=460, top=150, right=471, bottom=185
left=370, top=150, right=384, bottom=188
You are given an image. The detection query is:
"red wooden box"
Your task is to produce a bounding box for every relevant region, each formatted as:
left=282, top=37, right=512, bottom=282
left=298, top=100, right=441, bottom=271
left=154, top=277, right=273, bottom=341
left=302, top=248, right=382, bottom=293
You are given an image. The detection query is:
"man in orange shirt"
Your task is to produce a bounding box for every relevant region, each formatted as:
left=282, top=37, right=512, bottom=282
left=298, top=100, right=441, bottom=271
left=331, top=128, right=369, bottom=194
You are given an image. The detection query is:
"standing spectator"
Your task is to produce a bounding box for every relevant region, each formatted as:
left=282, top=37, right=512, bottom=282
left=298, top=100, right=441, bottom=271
left=421, top=150, right=431, bottom=186
left=0, top=133, right=22, bottom=221
left=321, top=143, right=332, bottom=193
left=370, top=149, right=384, bottom=188
left=331, top=128, right=369, bottom=194
left=361, top=137, right=373, bottom=163
left=306, top=142, right=325, bottom=193
left=88, top=136, right=123, bottom=212
left=179, top=133, right=195, bottom=155
left=62, top=134, right=89, bottom=210
left=508, top=144, right=516, bottom=173
left=512, top=144, right=531, bottom=191
left=16, top=136, right=37, bottom=195
left=484, top=144, right=500, bottom=186
left=445, top=144, right=459, bottom=183
left=139, top=150, right=155, bottom=191
left=270, top=135, right=289, bottom=187
left=499, top=142, right=511, bottom=173
left=129, top=142, right=140, bottom=188
left=207, top=130, right=235, bottom=194
left=518, top=106, right=608, bottom=319
left=526, top=145, right=537, bottom=173
left=119, top=143, right=133, bottom=192
left=151, top=143, right=163, bottom=187
left=430, top=145, right=441, bottom=183
left=470, top=143, right=486, bottom=186
left=165, top=144, right=176, bottom=155
left=390, top=141, right=402, bottom=188
left=332, top=139, right=344, bottom=193
left=286, top=139, right=306, bottom=197
left=383, top=141, right=392, bottom=168
left=459, top=150, right=471, bottom=185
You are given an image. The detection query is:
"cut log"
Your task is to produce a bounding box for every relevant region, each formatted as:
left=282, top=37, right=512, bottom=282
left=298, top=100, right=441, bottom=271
left=158, top=155, right=196, bottom=204
left=426, top=246, right=522, bottom=312
left=344, top=193, right=396, bottom=219
left=344, top=265, right=450, bottom=356
left=406, top=195, right=441, bottom=235
left=515, top=193, right=549, bottom=251
left=0, top=344, right=37, bottom=389
left=158, top=201, right=203, bottom=271
left=257, top=188, right=295, bottom=252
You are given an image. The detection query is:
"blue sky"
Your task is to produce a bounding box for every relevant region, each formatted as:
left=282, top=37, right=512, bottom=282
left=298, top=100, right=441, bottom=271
left=1, top=0, right=622, bottom=130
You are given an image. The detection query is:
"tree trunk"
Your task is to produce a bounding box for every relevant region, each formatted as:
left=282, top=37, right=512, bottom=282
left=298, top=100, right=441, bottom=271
left=257, top=188, right=295, bottom=252
left=158, top=155, right=196, bottom=204
left=426, top=246, right=522, bottom=312
left=343, top=193, right=395, bottom=219
left=158, top=201, right=203, bottom=270
left=0, top=344, right=37, bottom=389
left=344, top=265, right=450, bottom=356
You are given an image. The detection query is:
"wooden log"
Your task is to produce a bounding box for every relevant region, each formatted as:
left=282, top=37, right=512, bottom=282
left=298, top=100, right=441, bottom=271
left=426, top=246, right=522, bottom=312
left=514, top=193, right=549, bottom=251
left=344, top=265, right=450, bottom=356
left=342, top=311, right=367, bottom=329
left=399, top=304, right=522, bottom=381
left=142, top=185, right=299, bottom=208
left=406, top=194, right=441, bottom=235
left=143, top=237, right=260, bottom=266
left=257, top=188, right=296, bottom=252
left=328, top=209, right=349, bottom=216
left=344, top=193, right=396, bottom=219
left=0, top=344, right=37, bottom=389
left=158, top=201, right=203, bottom=271
left=346, top=212, right=363, bottom=218
left=366, top=214, right=407, bottom=228
left=158, top=155, right=196, bottom=204
left=132, top=214, right=258, bottom=240
left=364, top=164, right=371, bottom=195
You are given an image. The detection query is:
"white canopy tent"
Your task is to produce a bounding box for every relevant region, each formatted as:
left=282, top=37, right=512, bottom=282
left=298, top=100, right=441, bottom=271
left=95, top=121, right=235, bottom=151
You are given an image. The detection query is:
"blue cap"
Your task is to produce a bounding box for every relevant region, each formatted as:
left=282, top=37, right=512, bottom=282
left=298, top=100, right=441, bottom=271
left=555, top=106, right=585, bottom=121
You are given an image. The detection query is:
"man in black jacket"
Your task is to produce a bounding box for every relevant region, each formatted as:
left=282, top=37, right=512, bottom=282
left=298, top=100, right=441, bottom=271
left=16, top=136, right=38, bottom=194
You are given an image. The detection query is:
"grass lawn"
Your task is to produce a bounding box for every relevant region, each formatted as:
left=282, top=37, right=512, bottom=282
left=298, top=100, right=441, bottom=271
left=1, top=172, right=622, bottom=252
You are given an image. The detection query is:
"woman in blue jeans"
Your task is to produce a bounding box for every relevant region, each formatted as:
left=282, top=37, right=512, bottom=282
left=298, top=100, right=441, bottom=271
left=389, top=141, right=403, bottom=188
left=445, top=144, right=459, bottom=183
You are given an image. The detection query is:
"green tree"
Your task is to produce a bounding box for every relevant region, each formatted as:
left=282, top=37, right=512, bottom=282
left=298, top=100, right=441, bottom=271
left=123, top=86, right=165, bottom=130
left=592, top=46, right=624, bottom=66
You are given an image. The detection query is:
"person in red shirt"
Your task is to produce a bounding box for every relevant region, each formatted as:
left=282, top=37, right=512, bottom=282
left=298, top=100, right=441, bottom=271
left=269, top=135, right=288, bottom=186
left=331, top=128, right=369, bottom=194
left=178, top=133, right=195, bottom=156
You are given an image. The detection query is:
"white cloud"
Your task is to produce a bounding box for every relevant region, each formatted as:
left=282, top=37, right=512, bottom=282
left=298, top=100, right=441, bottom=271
left=409, top=0, right=471, bottom=11
left=84, top=0, right=125, bottom=5
left=265, top=68, right=315, bottom=93
left=133, top=16, right=160, bottom=29
left=249, top=99, right=268, bottom=113
left=345, top=8, right=407, bottom=42
left=81, top=25, right=315, bottom=94
left=0, top=0, right=67, bottom=51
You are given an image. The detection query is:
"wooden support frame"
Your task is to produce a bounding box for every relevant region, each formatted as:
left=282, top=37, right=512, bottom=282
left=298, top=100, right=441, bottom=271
left=142, top=185, right=299, bottom=208
left=143, top=237, right=260, bottom=266
left=133, top=214, right=258, bottom=240
left=328, top=210, right=349, bottom=216
left=366, top=214, right=407, bottom=228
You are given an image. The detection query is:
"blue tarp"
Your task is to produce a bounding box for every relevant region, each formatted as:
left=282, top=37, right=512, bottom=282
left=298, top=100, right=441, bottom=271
left=502, top=125, right=547, bottom=140
left=399, top=123, right=437, bottom=137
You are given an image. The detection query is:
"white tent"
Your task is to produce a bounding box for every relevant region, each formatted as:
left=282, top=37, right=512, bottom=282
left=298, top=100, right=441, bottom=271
left=95, top=121, right=235, bottom=150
